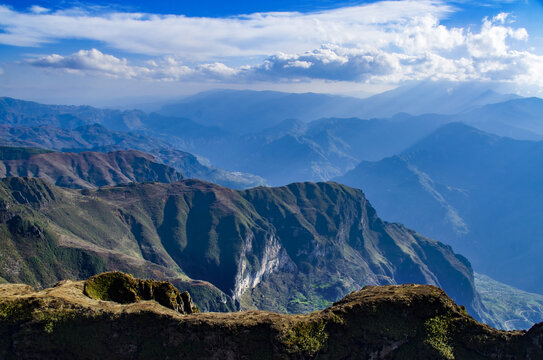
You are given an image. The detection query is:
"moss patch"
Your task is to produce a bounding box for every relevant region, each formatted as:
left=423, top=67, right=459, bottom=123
left=84, top=272, right=199, bottom=314
left=284, top=319, right=328, bottom=355
left=0, top=300, right=35, bottom=323
left=424, top=315, right=455, bottom=359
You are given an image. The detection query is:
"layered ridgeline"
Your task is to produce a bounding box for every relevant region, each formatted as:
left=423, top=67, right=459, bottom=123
left=0, top=125, right=266, bottom=189
left=2, top=90, right=536, bottom=187
left=0, top=176, right=486, bottom=321
left=2, top=274, right=542, bottom=359
left=337, top=122, right=543, bottom=297
left=0, top=146, right=183, bottom=188
left=0, top=145, right=263, bottom=191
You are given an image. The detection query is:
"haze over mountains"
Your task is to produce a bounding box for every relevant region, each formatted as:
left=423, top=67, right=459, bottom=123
left=337, top=123, right=543, bottom=295
left=0, top=124, right=265, bottom=190
left=159, top=82, right=518, bottom=133
left=2, top=81, right=543, bottom=330
left=1, top=82, right=535, bottom=186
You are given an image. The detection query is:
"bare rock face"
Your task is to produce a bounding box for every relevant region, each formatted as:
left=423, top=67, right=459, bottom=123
left=84, top=272, right=199, bottom=314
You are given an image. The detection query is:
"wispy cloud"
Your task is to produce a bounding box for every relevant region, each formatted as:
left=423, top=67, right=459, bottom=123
left=0, top=1, right=454, bottom=57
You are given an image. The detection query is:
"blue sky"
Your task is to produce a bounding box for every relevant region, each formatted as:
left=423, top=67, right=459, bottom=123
left=0, top=0, right=542, bottom=105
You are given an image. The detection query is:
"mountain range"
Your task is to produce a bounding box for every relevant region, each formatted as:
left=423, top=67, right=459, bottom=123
left=0, top=124, right=265, bottom=189
left=0, top=176, right=486, bottom=321
left=337, top=122, right=543, bottom=295
left=158, top=82, right=517, bottom=133
left=1, top=87, right=541, bottom=187
left=2, top=85, right=543, bottom=331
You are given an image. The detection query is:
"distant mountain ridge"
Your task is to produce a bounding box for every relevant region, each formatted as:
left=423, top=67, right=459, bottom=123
left=0, top=146, right=183, bottom=188
left=1, top=88, right=540, bottom=187
left=337, top=122, right=543, bottom=295
left=0, top=124, right=265, bottom=189
left=159, top=83, right=518, bottom=133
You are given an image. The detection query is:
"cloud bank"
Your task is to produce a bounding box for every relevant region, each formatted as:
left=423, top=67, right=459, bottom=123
left=4, top=2, right=542, bottom=89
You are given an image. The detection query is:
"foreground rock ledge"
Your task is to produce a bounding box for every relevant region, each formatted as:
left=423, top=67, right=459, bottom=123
left=0, top=276, right=541, bottom=359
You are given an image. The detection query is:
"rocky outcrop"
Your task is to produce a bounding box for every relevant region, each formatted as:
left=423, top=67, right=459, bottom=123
left=84, top=272, right=199, bottom=314
left=0, top=277, right=541, bottom=359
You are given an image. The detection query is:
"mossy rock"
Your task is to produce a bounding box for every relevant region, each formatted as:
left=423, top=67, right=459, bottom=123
left=83, top=272, right=199, bottom=314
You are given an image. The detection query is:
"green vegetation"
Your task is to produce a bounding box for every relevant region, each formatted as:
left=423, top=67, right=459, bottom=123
left=284, top=319, right=328, bottom=355
left=0, top=300, right=35, bottom=323
left=0, top=177, right=483, bottom=320
left=424, top=315, right=454, bottom=359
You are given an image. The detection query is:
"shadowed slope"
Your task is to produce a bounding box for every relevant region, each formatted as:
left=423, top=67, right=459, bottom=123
left=0, top=277, right=541, bottom=359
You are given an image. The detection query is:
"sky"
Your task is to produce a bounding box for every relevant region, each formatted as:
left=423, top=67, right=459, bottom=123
left=0, top=0, right=542, bottom=106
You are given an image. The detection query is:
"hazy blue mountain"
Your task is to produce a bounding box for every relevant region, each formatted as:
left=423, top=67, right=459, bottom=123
left=475, top=273, right=543, bottom=330
left=0, top=124, right=170, bottom=152
left=337, top=122, right=543, bottom=294
left=356, top=81, right=519, bottom=118
left=0, top=97, right=224, bottom=139
left=460, top=97, right=543, bottom=140
left=159, top=83, right=518, bottom=134
left=3, top=92, right=542, bottom=189
left=151, top=148, right=266, bottom=189
left=159, top=90, right=366, bottom=134
left=210, top=115, right=447, bottom=185
left=0, top=124, right=264, bottom=189
left=160, top=82, right=517, bottom=133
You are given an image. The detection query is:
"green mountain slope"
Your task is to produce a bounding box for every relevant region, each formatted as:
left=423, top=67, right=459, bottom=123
left=0, top=177, right=485, bottom=321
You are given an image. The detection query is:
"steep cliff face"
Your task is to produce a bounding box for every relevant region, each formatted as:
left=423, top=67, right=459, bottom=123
left=0, top=177, right=484, bottom=320
left=0, top=276, right=541, bottom=359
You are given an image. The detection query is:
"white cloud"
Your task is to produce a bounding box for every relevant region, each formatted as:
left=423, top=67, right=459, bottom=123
left=252, top=46, right=401, bottom=82
left=467, top=14, right=528, bottom=57
left=0, top=1, right=454, bottom=57
left=8, top=2, right=543, bottom=90
left=29, top=6, right=49, bottom=14
left=28, top=49, right=140, bottom=78
left=26, top=49, right=239, bottom=81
